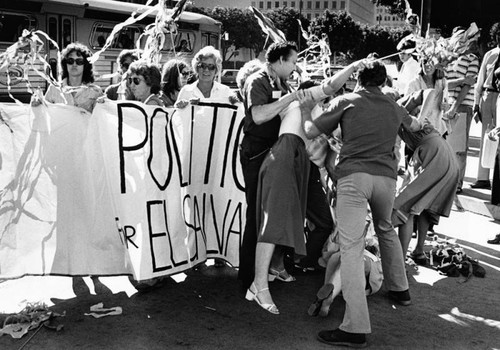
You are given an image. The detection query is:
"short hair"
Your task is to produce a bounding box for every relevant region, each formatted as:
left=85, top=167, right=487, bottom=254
left=357, top=61, right=387, bottom=87
left=117, top=49, right=142, bottom=69
left=61, top=42, right=95, bottom=83
left=191, top=46, right=222, bottom=77
left=162, top=59, right=189, bottom=95
left=265, top=41, right=298, bottom=64
left=128, top=60, right=162, bottom=94
left=236, top=59, right=263, bottom=91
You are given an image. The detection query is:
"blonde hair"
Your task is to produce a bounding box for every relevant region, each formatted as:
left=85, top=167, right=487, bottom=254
left=191, top=46, right=223, bottom=78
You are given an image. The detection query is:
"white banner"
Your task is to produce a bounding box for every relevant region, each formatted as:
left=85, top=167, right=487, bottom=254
left=0, top=100, right=246, bottom=280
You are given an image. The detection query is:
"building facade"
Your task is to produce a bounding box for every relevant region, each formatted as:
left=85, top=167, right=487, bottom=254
left=374, top=5, right=405, bottom=27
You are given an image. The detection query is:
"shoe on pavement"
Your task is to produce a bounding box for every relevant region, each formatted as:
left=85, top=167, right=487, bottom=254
left=487, top=233, right=500, bottom=244
left=470, top=180, right=491, bottom=189
left=317, top=329, right=367, bottom=348
left=388, top=289, right=412, bottom=306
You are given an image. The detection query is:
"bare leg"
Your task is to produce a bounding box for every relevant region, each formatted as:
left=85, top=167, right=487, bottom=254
left=252, top=242, right=276, bottom=305
left=413, top=212, right=430, bottom=255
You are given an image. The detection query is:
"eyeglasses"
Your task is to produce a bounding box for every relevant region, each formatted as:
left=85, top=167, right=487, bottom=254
left=66, top=58, right=85, bottom=66
left=180, top=71, right=191, bottom=77
left=127, top=77, right=144, bottom=85
left=196, top=63, right=216, bottom=71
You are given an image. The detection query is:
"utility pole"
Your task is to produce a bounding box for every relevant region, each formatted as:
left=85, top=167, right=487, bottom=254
left=420, top=0, right=432, bottom=37
left=297, top=0, right=302, bottom=51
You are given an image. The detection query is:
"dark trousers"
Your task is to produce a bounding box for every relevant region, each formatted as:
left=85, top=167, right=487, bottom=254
left=304, top=164, right=334, bottom=265
left=492, top=155, right=500, bottom=205
left=238, top=135, right=274, bottom=289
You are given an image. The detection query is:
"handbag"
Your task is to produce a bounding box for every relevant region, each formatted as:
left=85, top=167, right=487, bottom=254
left=480, top=124, right=499, bottom=169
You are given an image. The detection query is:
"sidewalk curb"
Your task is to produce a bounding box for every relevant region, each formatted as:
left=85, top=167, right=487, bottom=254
left=456, top=192, right=500, bottom=221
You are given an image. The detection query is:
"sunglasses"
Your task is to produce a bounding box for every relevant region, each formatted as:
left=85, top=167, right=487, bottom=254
left=196, top=63, right=216, bottom=71
left=180, top=71, right=191, bottom=77
left=127, top=77, right=144, bottom=85
left=66, top=58, right=85, bottom=66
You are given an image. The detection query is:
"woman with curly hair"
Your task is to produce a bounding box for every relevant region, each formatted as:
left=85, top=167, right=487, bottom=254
left=126, top=60, right=163, bottom=106
left=160, top=59, right=192, bottom=107
left=44, top=42, right=103, bottom=113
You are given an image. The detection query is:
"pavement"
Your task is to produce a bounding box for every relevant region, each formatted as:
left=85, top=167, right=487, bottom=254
left=1, top=120, right=500, bottom=349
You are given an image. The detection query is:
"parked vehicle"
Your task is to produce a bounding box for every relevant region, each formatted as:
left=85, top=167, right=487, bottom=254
left=220, top=69, right=238, bottom=86
left=0, top=0, right=222, bottom=102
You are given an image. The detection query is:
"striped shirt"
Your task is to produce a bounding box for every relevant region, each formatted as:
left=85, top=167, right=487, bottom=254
left=447, top=53, right=480, bottom=107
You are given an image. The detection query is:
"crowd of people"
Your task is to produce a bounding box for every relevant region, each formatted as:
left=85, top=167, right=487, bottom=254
left=28, top=21, right=500, bottom=347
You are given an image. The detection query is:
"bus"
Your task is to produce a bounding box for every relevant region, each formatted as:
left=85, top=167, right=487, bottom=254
left=0, top=0, right=222, bottom=102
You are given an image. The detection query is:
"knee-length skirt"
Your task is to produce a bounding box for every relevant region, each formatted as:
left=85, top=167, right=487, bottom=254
left=256, top=133, right=310, bottom=255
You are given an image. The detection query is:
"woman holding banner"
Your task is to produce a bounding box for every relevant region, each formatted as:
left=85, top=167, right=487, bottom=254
left=126, top=61, right=164, bottom=106
left=44, top=42, right=103, bottom=113
left=175, top=46, right=234, bottom=107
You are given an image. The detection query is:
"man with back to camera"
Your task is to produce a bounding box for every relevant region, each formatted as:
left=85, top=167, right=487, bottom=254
left=297, top=61, right=422, bottom=348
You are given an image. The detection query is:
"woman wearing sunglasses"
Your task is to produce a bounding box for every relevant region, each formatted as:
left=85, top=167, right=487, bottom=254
left=160, top=59, right=193, bottom=107
left=126, top=61, right=164, bottom=106
left=175, top=46, right=233, bottom=108
left=44, top=42, right=103, bottom=113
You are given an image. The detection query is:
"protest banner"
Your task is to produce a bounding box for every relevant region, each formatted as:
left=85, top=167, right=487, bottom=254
left=0, top=100, right=246, bottom=280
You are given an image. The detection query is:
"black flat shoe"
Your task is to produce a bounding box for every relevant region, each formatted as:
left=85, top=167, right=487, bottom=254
left=317, top=329, right=367, bottom=348
left=470, top=180, right=491, bottom=189
left=487, top=233, right=500, bottom=244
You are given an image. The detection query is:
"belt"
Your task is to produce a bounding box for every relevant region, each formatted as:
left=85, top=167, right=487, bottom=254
left=483, top=87, right=498, bottom=93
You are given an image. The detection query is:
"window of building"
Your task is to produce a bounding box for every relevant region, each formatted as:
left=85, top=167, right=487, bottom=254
left=259, top=1, right=264, bottom=8
left=315, top=13, right=319, bottom=17
left=307, top=1, right=312, bottom=9
left=283, top=1, right=287, bottom=7
left=340, top=1, right=345, bottom=9
left=315, top=1, right=320, bottom=9
left=291, top=1, right=295, bottom=7
left=251, top=1, right=256, bottom=6
left=307, top=13, right=312, bottom=20
left=332, top=1, right=336, bottom=9
left=324, top=1, right=328, bottom=8
left=267, top=1, right=272, bottom=9
left=275, top=1, right=280, bottom=7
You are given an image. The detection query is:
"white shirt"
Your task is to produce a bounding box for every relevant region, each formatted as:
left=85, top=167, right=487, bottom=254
left=177, top=80, right=232, bottom=104
left=396, top=56, right=420, bottom=95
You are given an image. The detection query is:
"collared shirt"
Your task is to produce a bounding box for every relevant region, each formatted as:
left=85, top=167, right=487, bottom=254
left=313, top=86, right=414, bottom=181
left=242, top=70, right=282, bottom=141
left=474, top=47, right=500, bottom=105
left=396, top=56, right=420, bottom=95
left=177, top=80, right=232, bottom=103
left=446, top=53, right=479, bottom=108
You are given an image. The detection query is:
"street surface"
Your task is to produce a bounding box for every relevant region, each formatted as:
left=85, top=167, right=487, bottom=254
left=1, top=120, right=499, bottom=349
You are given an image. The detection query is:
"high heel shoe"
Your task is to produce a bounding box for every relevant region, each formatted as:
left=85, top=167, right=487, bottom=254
left=245, top=283, right=279, bottom=314
left=268, top=268, right=296, bottom=282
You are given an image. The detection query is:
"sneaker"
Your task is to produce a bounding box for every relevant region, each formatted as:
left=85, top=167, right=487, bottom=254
left=317, top=329, right=367, bottom=348
left=388, top=289, right=412, bottom=306
left=470, top=180, right=491, bottom=189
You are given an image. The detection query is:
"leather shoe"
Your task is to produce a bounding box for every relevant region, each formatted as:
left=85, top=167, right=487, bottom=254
left=470, top=180, right=491, bottom=189
left=388, top=289, right=412, bottom=306
left=317, top=329, right=367, bottom=348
